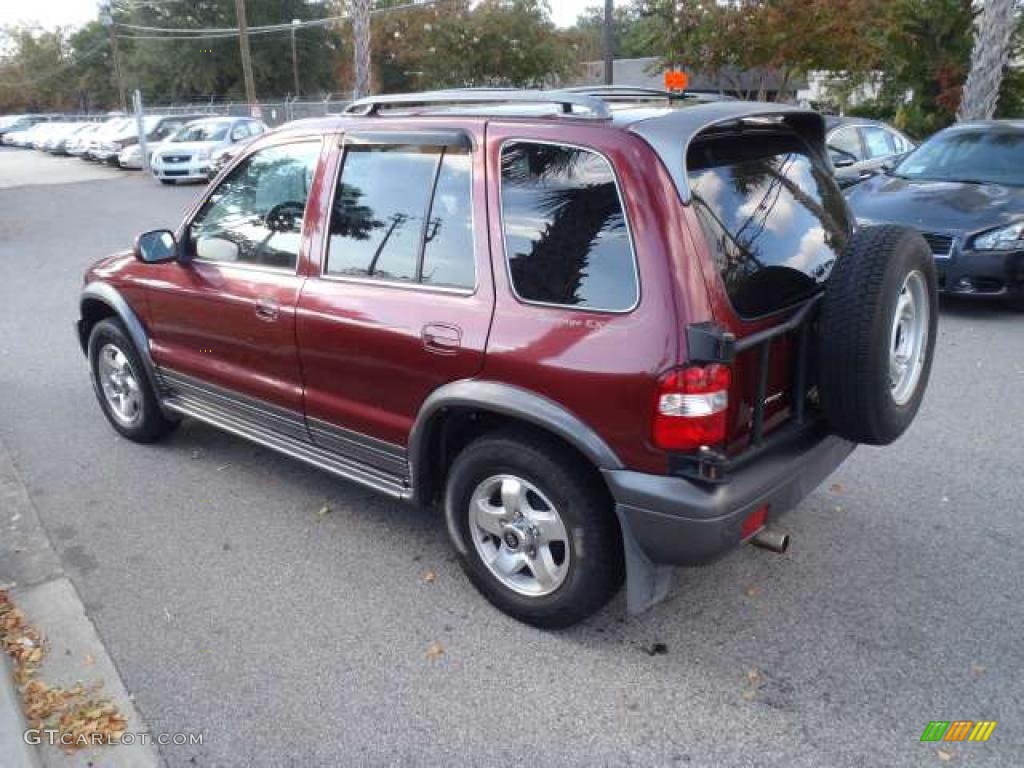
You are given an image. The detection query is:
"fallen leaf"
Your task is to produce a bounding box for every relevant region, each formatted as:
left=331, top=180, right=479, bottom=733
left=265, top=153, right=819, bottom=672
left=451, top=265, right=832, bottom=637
left=745, top=668, right=764, bottom=686
left=425, top=642, right=445, bottom=661
left=741, top=689, right=757, bottom=701
left=744, top=585, right=761, bottom=598
left=830, top=483, right=845, bottom=494
left=937, top=747, right=954, bottom=762
left=315, top=505, right=331, bottom=519
left=421, top=570, right=436, bottom=583
left=970, top=663, right=987, bottom=675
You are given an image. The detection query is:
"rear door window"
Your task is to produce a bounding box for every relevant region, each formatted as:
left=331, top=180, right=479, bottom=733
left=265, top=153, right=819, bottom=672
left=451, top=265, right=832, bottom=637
left=326, top=145, right=475, bottom=289
left=500, top=141, right=638, bottom=312
left=688, top=130, right=851, bottom=318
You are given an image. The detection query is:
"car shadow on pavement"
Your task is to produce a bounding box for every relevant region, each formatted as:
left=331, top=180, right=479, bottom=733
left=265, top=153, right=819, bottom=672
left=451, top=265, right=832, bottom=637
left=938, top=294, right=1020, bottom=319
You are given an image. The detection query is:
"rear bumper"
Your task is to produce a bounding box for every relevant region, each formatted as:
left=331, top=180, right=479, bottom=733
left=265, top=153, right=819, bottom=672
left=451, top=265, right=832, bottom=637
left=604, top=429, right=855, bottom=566
left=936, top=249, right=1024, bottom=299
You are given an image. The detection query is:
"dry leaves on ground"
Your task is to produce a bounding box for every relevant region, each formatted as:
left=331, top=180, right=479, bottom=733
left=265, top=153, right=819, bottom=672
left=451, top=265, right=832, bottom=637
left=421, top=570, right=436, bottom=584
left=0, top=588, right=128, bottom=750
left=741, top=667, right=764, bottom=702
left=937, top=747, right=955, bottom=762
left=426, top=642, right=445, bottom=661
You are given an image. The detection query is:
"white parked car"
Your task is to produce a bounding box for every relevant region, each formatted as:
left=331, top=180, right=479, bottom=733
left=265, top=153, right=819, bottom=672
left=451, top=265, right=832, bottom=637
left=150, top=117, right=266, bottom=184
left=66, top=123, right=104, bottom=156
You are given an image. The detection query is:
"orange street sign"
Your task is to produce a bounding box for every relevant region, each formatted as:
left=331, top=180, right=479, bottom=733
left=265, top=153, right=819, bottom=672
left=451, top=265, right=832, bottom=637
left=664, top=70, right=689, bottom=91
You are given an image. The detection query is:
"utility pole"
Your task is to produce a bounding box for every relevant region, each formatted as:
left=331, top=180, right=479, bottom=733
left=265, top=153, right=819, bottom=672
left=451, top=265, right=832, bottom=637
left=234, top=0, right=257, bottom=111
left=290, top=19, right=301, bottom=98
left=352, top=0, right=372, bottom=99
left=603, top=0, right=614, bottom=85
left=100, top=5, right=127, bottom=112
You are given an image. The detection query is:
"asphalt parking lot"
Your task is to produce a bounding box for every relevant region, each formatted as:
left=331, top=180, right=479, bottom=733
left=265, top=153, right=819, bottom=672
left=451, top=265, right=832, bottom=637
left=1, top=147, right=1023, bottom=767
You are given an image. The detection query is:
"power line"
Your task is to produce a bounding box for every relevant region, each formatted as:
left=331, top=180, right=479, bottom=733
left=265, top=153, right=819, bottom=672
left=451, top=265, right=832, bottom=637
left=112, top=0, right=445, bottom=39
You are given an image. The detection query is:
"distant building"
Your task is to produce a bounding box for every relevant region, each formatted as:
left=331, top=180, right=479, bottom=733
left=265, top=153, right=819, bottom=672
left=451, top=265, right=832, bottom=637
left=569, top=57, right=806, bottom=102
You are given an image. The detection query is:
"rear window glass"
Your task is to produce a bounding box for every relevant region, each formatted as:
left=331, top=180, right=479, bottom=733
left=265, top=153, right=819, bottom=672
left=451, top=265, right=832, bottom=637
left=688, top=130, right=851, bottom=318
left=500, top=141, right=638, bottom=312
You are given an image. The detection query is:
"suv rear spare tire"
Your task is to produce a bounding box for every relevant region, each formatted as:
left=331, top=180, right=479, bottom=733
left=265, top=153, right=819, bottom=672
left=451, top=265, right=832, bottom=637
left=818, top=225, right=938, bottom=445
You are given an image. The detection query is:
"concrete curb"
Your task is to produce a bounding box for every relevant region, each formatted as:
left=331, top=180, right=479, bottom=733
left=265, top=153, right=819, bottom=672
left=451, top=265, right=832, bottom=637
left=0, top=435, right=163, bottom=767
left=0, top=653, right=40, bottom=768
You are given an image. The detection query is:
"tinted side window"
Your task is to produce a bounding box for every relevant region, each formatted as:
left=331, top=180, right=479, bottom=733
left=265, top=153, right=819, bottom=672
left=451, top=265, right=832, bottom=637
left=500, top=142, right=637, bottom=311
left=421, top=151, right=475, bottom=288
left=327, top=146, right=475, bottom=289
left=189, top=141, right=320, bottom=270
left=689, top=130, right=852, bottom=318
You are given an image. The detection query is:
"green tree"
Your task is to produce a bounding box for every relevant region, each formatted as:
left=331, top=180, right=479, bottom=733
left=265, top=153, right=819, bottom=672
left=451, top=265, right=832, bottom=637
left=111, top=0, right=340, bottom=104
left=568, top=3, right=661, bottom=61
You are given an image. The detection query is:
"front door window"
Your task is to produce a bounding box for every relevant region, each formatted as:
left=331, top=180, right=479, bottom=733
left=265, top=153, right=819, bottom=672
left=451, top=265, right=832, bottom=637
left=189, top=141, right=321, bottom=271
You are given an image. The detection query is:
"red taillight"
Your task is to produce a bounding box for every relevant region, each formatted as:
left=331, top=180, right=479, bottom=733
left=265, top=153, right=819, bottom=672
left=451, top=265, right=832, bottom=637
left=652, top=364, right=731, bottom=451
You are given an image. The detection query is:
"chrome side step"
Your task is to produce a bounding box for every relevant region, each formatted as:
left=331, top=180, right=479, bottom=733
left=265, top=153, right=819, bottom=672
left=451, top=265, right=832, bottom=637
left=163, top=393, right=413, bottom=500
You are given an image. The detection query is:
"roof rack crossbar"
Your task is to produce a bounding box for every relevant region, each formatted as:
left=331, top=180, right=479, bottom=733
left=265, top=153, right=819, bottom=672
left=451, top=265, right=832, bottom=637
left=342, top=89, right=612, bottom=119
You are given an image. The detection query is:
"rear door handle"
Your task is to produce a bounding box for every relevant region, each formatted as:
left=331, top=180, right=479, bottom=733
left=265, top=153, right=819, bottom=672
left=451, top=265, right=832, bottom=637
left=421, top=323, right=461, bottom=355
left=255, top=296, right=280, bottom=322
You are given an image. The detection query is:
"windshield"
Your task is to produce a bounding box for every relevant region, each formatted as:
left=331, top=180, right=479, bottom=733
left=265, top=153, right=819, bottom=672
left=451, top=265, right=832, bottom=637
left=893, top=128, right=1024, bottom=186
left=171, top=122, right=229, bottom=142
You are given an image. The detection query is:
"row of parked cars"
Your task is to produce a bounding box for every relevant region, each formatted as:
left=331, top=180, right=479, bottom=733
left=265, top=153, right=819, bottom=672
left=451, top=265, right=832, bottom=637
left=0, top=112, right=268, bottom=183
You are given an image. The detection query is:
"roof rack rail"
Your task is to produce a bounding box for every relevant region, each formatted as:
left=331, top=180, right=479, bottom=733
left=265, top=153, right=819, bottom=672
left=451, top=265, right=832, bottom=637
left=564, top=85, right=686, bottom=102
left=341, top=89, right=612, bottom=119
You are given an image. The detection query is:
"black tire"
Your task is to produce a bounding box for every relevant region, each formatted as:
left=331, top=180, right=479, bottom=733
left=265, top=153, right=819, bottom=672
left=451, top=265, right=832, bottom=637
left=445, top=430, right=624, bottom=629
left=87, top=318, right=177, bottom=443
left=158, top=178, right=175, bottom=186
left=818, top=225, right=938, bottom=445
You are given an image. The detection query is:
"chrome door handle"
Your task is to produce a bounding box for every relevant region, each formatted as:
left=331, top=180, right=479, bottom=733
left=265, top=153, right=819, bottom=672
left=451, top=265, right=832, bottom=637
left=255, top=297, right=279, bottom=322
left=421, top=323, right=461, bottom=355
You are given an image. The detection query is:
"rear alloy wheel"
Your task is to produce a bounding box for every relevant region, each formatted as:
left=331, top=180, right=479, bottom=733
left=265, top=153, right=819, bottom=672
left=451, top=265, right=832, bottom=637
left=468, top=474, right=570, bottom=597
left=818, top=225, right=938, bottom=445
left=446, top=431, right=623, bottom=629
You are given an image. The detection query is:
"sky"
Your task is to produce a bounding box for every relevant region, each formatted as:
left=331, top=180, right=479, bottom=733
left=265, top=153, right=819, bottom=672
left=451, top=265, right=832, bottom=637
left=0, top=0, right=596, bottom=31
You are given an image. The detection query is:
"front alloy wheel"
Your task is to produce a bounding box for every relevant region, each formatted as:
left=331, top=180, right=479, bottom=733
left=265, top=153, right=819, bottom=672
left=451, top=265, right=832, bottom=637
left=97, top=343, right=144, bottom=428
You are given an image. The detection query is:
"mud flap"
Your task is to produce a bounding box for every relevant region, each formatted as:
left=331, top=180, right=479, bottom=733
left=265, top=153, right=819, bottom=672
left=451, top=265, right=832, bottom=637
left=615, top=505, right=673, bottom=614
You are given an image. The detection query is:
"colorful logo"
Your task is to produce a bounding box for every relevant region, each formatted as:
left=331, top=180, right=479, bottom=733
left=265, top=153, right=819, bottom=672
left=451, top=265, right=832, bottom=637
left=921, top=721, right=997, bottom=742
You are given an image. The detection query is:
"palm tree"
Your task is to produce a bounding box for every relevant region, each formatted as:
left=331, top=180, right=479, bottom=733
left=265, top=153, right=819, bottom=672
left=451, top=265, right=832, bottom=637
left=958, top=0, right=1018, bottom=121
left=502, top=144, right=624, bottom=306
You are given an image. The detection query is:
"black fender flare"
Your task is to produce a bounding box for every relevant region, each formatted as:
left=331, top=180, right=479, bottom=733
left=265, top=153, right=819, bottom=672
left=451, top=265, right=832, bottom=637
left=408, top=380, right=624, bottom=490
left=79, top=282, right=171, bottom=417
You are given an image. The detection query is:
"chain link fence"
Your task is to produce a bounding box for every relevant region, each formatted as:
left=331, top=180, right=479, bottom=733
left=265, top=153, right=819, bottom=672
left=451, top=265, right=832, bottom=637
left=9, top=96, right=353, bottom=128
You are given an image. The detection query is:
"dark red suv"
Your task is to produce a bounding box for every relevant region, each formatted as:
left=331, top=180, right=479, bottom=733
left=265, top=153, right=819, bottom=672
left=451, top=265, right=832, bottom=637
left=77, top=89, right=938, bottom=628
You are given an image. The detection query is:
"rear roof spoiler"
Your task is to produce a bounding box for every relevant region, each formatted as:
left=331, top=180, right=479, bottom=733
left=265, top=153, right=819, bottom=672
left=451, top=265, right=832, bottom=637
left=627, top=103, right=827, bottom=204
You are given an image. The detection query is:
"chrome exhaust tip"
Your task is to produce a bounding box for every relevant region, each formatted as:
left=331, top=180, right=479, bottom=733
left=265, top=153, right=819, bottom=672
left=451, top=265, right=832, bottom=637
left=750, top=529, right=789, bottom=554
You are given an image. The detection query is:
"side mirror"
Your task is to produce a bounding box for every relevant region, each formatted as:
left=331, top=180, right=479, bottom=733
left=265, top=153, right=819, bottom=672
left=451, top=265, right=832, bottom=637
left=134, top=229, right=178, bottom=264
